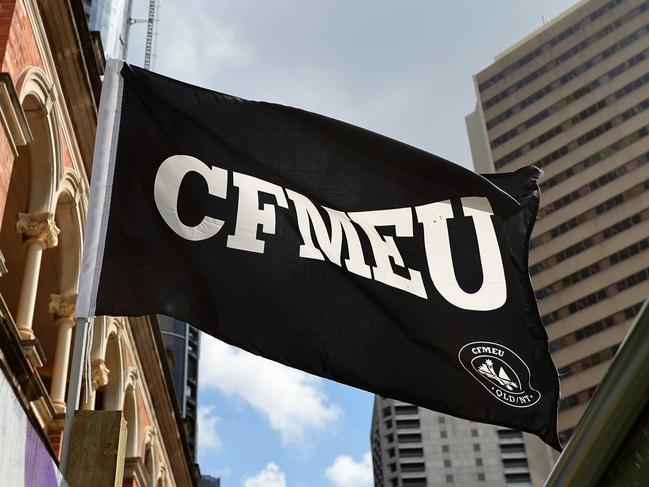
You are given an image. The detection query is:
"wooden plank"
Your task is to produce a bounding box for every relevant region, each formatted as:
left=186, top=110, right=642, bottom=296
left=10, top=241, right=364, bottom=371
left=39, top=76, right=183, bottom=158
left=65, top=410, right=127, bottom=487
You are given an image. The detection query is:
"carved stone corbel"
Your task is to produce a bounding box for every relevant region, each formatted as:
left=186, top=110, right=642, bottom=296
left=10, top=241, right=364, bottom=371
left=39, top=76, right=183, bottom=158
left=92, top=358, right=110, bottom=389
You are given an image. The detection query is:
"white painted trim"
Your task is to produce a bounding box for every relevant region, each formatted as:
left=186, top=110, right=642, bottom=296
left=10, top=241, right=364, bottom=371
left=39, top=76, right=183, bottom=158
left=76, top=59, right=124, bottom=318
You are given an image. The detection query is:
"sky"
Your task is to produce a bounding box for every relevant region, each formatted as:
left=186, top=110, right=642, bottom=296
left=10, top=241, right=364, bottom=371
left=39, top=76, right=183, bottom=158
left=125, top=2, right=580, bottom=486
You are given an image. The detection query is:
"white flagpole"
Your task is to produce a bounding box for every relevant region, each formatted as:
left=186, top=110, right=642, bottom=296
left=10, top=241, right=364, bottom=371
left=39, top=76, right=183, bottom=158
left=60, top=58, right=125, bottom=479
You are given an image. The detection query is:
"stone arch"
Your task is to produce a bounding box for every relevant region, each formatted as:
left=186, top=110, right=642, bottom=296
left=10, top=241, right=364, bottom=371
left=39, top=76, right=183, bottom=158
left=101, top=326, right=125, bottom=411
left=144, top=439, right=156, bottom=486
left=16, top=66, right=60, bottom=214
left=123, top=368, right=140, bottom=458
left=0, top=68, right=59, bottom=333
left=52, top=175, right=82, bottom=294
left=156, top=465, right=168, bottom=487
left=32, top=183, right=84, bottom=411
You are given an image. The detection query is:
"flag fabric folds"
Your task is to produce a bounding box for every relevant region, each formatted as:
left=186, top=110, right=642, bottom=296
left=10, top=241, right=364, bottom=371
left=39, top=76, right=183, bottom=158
left=78, top=60, right=561, bottom=449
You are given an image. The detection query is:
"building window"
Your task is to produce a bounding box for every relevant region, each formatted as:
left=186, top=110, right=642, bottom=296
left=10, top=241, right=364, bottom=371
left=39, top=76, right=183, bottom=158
left=395, top=405, right=418, bottom=415
left=402, top=479, right=427, bottom=487
left=501, top=443, right=526, bottom=454
left=476, top=458, right=483, bottom=466
left=400, top=448, right=424, bottom=458
left=398, top=433, right=422, bottom=444
left=396, top=419, right=420, bottom=429
left=442, top=445, right=449, bottom=453
left=401, top=463, right=425, bottom=473
left=386, top=433, right=394, bottom=443
left=505, top=473, right=532, bottom=484
left=388, top=448, right=395, bottom=458
left=473, top=444, right=481, bottom=452
left=446, top=475, right=453, bottom=483
left=478, top=473, right=486, bottom=481
left=389, top=463, right=396, bottom=473
left=471, top=429, right=478, bottom=437
left=383, top=406, right=392, bottom=417
left=503, top=458, right=529, bottom=469
left=438, top=416, right=446, bottom=424
left=440, top=431, right=447, bottom=439
left=444, top=459, right=451, bottom=468
left=497, top=429, right=522, bottom=440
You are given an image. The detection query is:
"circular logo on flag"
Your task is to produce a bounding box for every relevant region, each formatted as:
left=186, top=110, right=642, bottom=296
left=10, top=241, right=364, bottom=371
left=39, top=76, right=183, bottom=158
left=458, top=341, right=541, bottom=408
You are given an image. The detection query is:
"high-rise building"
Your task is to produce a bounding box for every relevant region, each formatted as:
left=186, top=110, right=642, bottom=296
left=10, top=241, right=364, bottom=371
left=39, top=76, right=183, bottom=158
left=466, top=0, right=649, bottom=446
left=158, top=316, right=201, bottom=459
left=371, top=397, right=552, bottom=487
left=83, top=0, right=133, bottom=59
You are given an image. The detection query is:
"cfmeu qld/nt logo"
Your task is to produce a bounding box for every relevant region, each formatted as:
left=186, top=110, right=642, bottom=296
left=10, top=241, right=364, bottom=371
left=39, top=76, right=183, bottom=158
left=458, top=341, right=541, bottom=408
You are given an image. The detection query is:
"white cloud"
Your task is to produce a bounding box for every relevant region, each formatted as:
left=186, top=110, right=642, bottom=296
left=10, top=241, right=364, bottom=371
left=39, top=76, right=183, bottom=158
left=199, top=334, right=342, bottom=443
left=197, top=405, right=221, bottom=451
left=326, top=452, right=373, bottom=487
left=243, top=463, right=286, bottom=487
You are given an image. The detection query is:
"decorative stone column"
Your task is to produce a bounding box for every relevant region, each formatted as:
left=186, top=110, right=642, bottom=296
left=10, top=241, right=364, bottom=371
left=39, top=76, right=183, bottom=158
left=49, top=292, right=77, bottom=414
left=15, top=212, right=59, bottom=340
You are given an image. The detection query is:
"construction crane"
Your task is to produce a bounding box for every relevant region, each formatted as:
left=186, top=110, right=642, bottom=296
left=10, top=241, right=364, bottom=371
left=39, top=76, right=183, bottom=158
left=127, top=0, right=159, bottom=70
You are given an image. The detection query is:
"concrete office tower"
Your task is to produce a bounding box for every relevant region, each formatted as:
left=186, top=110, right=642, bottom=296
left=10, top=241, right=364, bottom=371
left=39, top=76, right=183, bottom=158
left=158, top=316, right=201, bottom=459
left=83, top=0, right=133, bottom=59
left=371, top=397, right=551, bottom=487
left=466, top=0, right=649, bottom=446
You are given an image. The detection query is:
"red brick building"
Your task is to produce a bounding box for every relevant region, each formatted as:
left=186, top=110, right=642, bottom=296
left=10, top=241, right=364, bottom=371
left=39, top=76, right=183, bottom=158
left=0, top=1, right=197, bottom=485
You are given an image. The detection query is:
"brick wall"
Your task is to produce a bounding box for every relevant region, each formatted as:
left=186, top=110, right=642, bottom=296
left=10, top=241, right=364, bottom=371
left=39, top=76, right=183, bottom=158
left=0, top=1, right=16, bottom=65
left=1, top=0, right=44, bottom=82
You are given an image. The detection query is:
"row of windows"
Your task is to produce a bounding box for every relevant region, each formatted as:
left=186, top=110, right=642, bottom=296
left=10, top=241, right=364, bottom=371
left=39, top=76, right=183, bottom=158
left=494, top=68, right=649, bottom=168
left=394, top=405, right=418, bottom=415
left=542, top=267, right=649, bottom=326
left=497, top=85, right=649, bottom=170
left=501, top=443, right=526, bottom=454
left=402, top=478, right=427, bottom=487
left=400, top=463, right=425, bottom=473
left=535, top=237, right=649, bottom=300
left=383, top=404, right=419, bottom=418
left=549, top=302, right=642, bottom=353
left=400, top=448, right=423, bottom=458
left=477, top=0, right=626, bottom=92
left=398, top=433, right=421, bottom=444
left=560, top=385, right=597, bottom=411
left=506, top=473, right=532, bottom=484
left=503, top=458, right=529, bottom=469
left=530, top=209, right=649, bottom=277
left=558, top=344, right=620, bottom=377
left=498, top=429, right=523, bottom=440
left=487, top=20, right=649, bottom=133
left=490, top=46, right=649, bottom=149
left=396, top=419, right=420, bottom=429
left=540, top=125, right=649, bottom=192
left=538, top=151, right=649, bottom=219
left=481, top=1, right=643, bottom=110
left=531, top=179, right=649, bottom=249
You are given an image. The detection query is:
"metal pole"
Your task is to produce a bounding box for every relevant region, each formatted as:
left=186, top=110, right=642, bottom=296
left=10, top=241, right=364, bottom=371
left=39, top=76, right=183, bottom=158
left=59, top=317, right=90, bottom=478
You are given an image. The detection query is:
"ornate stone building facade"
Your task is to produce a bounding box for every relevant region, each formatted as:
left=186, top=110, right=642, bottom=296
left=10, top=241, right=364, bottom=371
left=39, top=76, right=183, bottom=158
left=0, top=0, right=197, bottom=485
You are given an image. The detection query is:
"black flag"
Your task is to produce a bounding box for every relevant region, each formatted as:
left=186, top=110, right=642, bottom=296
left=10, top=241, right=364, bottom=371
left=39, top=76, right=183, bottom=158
left=78, top=60, right=561, bottom=450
